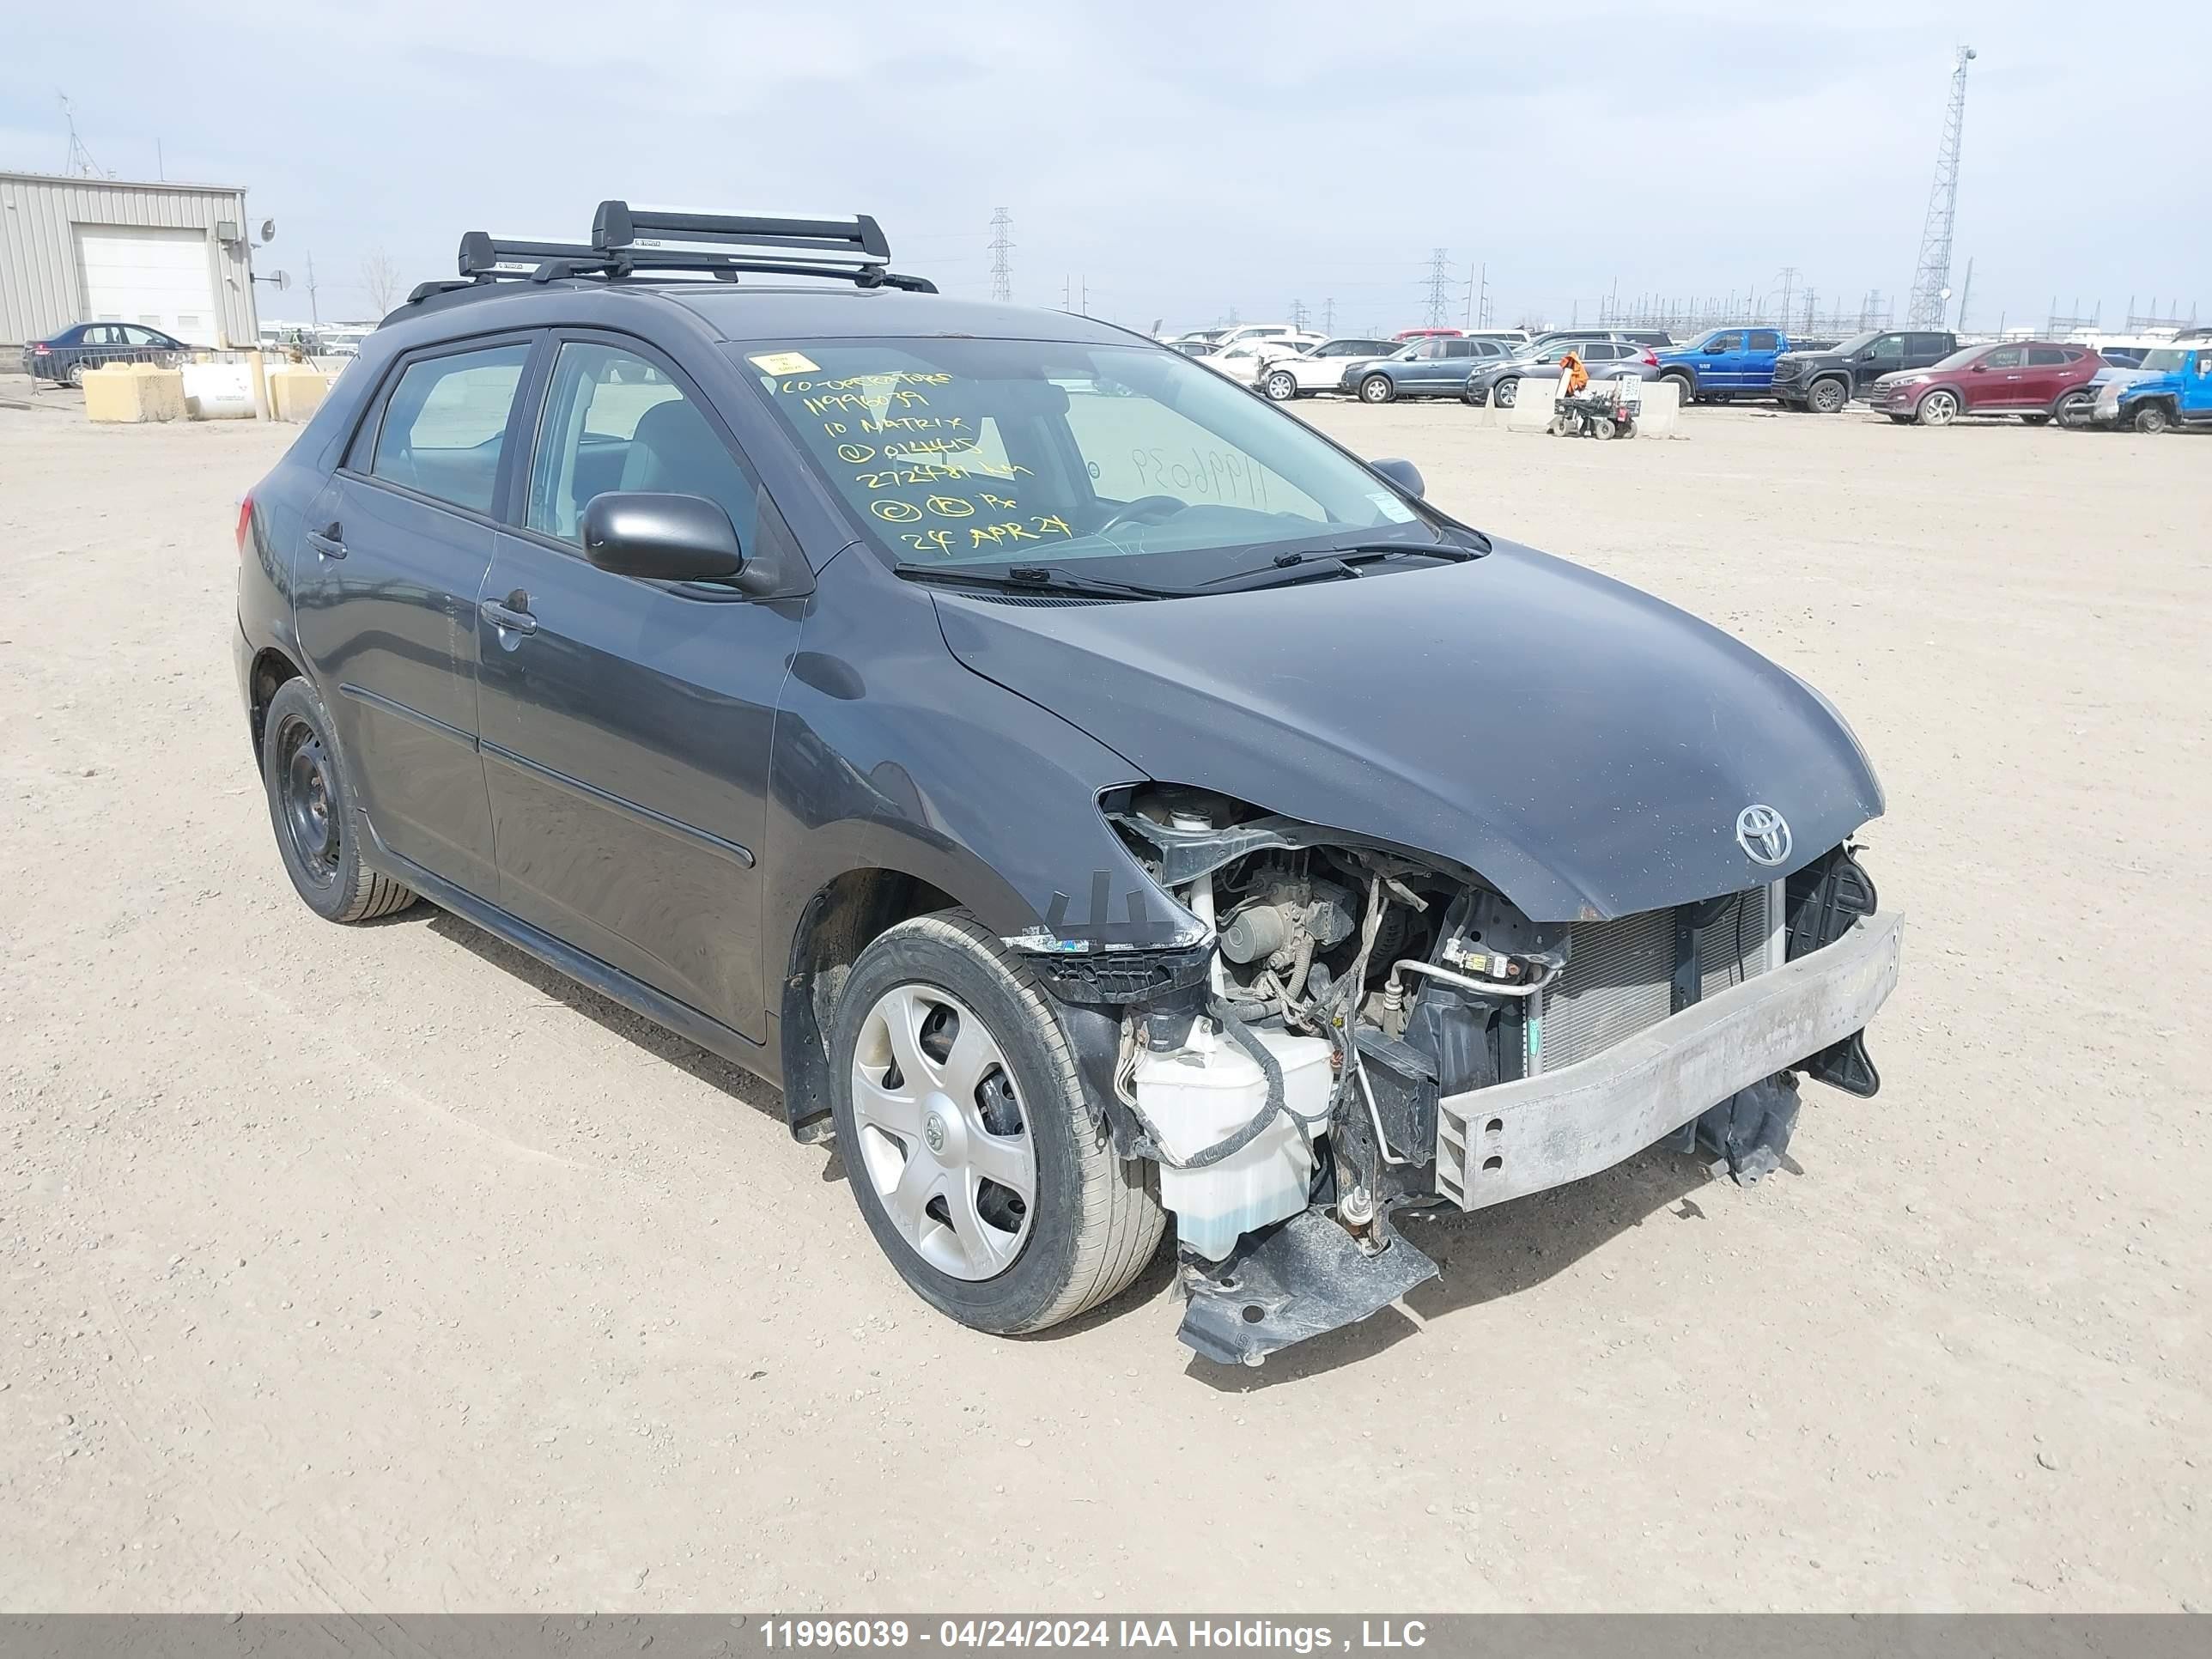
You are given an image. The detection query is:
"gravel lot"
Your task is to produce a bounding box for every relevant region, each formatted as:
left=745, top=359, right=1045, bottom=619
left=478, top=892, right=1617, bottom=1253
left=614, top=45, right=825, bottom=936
left=2, top=388, right=2206, bottom=1613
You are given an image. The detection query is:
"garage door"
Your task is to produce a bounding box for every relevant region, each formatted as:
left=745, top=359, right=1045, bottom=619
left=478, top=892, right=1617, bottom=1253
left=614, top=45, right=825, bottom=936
left=76, top=226, right=218, bottom=346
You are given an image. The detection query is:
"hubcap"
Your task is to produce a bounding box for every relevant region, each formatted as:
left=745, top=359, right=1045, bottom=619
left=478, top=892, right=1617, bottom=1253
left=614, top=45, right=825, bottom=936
left=849, top=984, right=1035, bottom=1281
left=276, top=715, right=341, bottom=888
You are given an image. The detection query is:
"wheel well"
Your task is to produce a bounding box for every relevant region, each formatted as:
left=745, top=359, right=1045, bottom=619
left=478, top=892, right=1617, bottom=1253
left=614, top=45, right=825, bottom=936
left=248, top=647, right=303, bottom=757
left=778, top=867, right=958, bottom=1141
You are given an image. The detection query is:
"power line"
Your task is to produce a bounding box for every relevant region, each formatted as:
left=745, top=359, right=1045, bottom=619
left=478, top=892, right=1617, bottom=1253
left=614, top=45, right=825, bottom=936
left=988, top=207, right=1013, bottom=303
left=1906, top=45, right=1976, bottom=329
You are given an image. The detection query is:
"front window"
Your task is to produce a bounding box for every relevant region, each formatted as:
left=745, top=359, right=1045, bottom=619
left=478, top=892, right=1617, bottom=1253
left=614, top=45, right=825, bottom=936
left=1832, top=331, right=1882, bottom=356
left=739, top=338, right=1432, bottom=577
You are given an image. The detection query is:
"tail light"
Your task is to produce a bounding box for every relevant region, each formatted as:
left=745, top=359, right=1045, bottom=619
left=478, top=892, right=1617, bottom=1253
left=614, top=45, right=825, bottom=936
left=234, top=495, right=254, bottom=558
left=1641, top=348, right=1660, bottom=366
left=32, top=343, right=50, bottom=356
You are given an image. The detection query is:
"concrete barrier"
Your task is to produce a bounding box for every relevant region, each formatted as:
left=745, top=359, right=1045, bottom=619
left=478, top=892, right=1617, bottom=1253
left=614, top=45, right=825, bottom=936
left=268, top=368, right=334, bottom=423
left=1504, top=374, right=1561, bottom=432
left=180, top=362, right=258, bottom=420
left=83, top=363, right=187, bottom=423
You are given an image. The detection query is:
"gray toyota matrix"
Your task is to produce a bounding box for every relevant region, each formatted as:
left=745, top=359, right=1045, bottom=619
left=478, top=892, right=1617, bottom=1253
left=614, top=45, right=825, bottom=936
left=233, top=205, right=1900, bottom=1365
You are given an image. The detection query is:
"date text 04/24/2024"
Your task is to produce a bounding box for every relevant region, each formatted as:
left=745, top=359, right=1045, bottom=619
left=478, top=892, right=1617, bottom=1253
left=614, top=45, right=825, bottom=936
left=757, top=1619, right=1431, bottom=1651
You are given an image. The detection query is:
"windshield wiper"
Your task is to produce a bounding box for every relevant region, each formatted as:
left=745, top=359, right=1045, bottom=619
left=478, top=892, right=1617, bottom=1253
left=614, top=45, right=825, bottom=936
left=1194, top=540, right=1483, bottom=591
left=896, top=563, right=1187, bottom=601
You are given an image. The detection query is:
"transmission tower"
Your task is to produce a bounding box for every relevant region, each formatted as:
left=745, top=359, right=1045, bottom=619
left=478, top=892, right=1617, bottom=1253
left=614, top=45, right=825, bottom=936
left=1423, top=248, right=1452, bottom=328
left=1322, top=297, right=1335, bottom=332
left=1289, top=298, right=1309, bottom=331
left=1906, top=46, right=1976, bottom=329
left=988, top=208, right=1013, bottom=303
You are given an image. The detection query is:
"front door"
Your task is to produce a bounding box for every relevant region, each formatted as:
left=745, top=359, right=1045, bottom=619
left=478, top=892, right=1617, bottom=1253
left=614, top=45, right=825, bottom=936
left=1700, top=330, right=1744, bottom=390
left=295, top=338, right=530, bottom=896
left=2184, top=349, right=2212, bottom=419
left=1967, top=344, right=2026, bottom=410
left=476, top=335, right=793, bottom=1041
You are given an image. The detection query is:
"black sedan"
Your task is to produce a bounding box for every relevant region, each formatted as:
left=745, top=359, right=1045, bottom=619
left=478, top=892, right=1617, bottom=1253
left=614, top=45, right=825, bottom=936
left=21, top=323, right=190, bottom=386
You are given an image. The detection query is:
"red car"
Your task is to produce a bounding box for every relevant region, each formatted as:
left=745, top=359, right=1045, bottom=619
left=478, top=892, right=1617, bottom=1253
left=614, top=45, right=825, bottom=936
left=1864, top=340, right=2100, bottom=427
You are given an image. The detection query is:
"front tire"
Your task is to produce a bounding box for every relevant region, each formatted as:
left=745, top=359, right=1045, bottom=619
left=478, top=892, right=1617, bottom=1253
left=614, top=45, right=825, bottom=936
left=2133, top=403, right=2172, bottom=435
left=1662, top=374, right=1694, bottom=406
left=1358, top=374, right=1395, bottom=404
left=1263, top=370, right=1297, bottom=402
left=829, top=911, right=1165, bottom=1335
left=1493, top=377, right=1520, bottom=410
left=1807, top=377, right=1847, bottom=414
left=260, top=679, right=417, bottom=923
left=1915, top=389, right=1959, bottom=427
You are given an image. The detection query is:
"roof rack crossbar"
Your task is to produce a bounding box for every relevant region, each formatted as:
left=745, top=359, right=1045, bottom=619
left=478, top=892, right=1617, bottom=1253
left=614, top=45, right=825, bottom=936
left=458, top=232, right=605, bottom=277
left=592, top=202, right=890, bottom=264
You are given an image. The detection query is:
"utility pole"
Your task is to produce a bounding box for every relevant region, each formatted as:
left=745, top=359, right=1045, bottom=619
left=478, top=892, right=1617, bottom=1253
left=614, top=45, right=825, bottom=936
left=1475, top=263, right=1489, bottom=329
left=988, top=208, right=1013, bottom=303
left=1423, top=248, right=1452, bottom=328
left=306, top=251, right=320, bottom=325
left=1907, top=46, right=1977, bottom=328
left=1953, top=256, right=1972, bottom=332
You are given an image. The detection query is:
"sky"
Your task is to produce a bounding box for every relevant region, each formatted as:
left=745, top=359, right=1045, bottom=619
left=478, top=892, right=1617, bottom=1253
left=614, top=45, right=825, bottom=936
left=5, top=0, right=2206, bottom=336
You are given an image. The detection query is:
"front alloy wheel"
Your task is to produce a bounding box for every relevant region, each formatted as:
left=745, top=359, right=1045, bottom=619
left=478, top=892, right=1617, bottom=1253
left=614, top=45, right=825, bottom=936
left=1493, top=377, right=1520, bottom=410
left=1916, top=389, right=1960, bottom=427
left=1263, top=370, right=1297, bottom=402
left=848, top=983, right=1036, bottom=1280
left=1358, top=374, right=1395, bottom=404
left=1807, top=378, right=1847, bottom=414
left=829, top=911, right=1164, bottom=1334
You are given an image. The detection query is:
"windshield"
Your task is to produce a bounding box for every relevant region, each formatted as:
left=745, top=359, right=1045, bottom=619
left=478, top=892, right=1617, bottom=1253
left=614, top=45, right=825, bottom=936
left=1926, top=345, right=1985, bottom=372
left=2136, top=349, right=2187, bottom=373
left=1829, top=331, right=1881, bottom=356
left=738, top=338, right=1435, bottom=576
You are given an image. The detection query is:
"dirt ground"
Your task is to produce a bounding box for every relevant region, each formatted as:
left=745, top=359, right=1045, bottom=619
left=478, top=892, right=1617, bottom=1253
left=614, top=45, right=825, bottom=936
left=1, top=385, right=2207, bottom=1614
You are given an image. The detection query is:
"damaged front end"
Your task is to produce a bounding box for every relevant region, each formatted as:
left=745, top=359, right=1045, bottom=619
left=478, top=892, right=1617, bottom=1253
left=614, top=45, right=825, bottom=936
left=1017, top=786, right=1901, bottom=1368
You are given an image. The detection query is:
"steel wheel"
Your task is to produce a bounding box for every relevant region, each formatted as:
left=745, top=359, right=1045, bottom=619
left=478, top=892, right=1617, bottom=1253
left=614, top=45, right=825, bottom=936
left=1917, top=389, right=1959, bottom=427
left=1494, top=378, right=1519, bottom=409
left=2133, top=404, right=2172, bottom=434
left=1264, top=370, right=1297, bottom=401
left=275, top=713, right=342, bottom=891
left=848, top=984, right=1036, bottom=1281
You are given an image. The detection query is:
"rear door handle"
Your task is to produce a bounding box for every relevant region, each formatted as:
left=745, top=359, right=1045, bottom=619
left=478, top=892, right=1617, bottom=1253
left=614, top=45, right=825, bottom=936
left=480, top=595, right=538, bottom=635
left=306, top=522, right=346, bottom=559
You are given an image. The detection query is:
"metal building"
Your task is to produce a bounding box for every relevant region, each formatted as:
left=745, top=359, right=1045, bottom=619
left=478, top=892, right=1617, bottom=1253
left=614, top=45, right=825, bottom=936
left=0, top=170, right=261, bottom=349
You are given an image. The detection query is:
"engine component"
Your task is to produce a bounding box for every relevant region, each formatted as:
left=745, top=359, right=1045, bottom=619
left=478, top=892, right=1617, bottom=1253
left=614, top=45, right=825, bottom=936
left=1218, top=875, right=1353, bottom=967
left=1136, top=1022, right=1332, bottom=1261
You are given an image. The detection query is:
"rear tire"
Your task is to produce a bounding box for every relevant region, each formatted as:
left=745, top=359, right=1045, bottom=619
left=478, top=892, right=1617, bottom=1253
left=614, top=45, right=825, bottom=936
left=1589, top=414, right=1617, bottom=441
left=1887, top=414, right=1913, bottom=425
left=2055, top=390, right=2094, bottom=428
left=1358, top=374, right=1395, bottom=404
left=829, top=911, right=1165, bottom=1335
left=2018, top=412, right=2051, bottom=426
left=1807, top=377, right=1847, bottom=414
left=260, top=679, right=417, bottom=924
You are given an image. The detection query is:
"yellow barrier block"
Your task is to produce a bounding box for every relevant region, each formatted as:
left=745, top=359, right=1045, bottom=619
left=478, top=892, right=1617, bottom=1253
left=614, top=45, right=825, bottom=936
left=268, top=368, right=334, bottom=423
left=82, top=362, right=188, bottom=423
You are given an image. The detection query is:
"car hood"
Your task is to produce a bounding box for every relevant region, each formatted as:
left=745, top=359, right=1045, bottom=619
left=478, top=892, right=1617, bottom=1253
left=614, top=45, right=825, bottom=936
left=931, top=544, right=1884, bottom=921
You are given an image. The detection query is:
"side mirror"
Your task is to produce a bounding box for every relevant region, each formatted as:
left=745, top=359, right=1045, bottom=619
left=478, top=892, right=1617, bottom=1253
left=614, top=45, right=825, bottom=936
left=1370, top=458, right=1425, bottom=500
left=580, top=492, right=754, bottom=587
left=1970, top=362, right=1989, bottom=373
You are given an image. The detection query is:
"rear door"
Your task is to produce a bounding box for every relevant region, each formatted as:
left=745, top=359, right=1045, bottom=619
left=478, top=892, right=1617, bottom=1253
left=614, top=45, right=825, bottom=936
left=1743, top=328, right=1783, bottom=390
left=294, top=337, right=529, bottom=895
left=476, top=331, right=794, bottom=1042
left=2020, top=344, right=2075, bottom=410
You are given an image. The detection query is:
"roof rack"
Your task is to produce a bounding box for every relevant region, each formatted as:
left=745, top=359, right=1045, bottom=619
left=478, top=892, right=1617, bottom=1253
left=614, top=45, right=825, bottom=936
left=441, top=205, right=937, bottom=296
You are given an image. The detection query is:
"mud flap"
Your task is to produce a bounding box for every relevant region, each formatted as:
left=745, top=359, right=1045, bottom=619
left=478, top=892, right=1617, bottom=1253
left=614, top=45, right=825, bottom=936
left=1680, top=1071, right=1802, bottom=1186
left=1177, top=1209, right=1439, bottom=1369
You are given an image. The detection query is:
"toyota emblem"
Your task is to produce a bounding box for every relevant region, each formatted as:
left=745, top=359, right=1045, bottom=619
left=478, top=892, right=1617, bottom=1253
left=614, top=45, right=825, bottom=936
left=1735, top=804, right=1792, bottom=867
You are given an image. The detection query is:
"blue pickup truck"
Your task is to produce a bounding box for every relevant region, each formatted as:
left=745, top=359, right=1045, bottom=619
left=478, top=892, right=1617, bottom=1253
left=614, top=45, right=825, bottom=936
left=1654, top=327, right=1812, bottom=403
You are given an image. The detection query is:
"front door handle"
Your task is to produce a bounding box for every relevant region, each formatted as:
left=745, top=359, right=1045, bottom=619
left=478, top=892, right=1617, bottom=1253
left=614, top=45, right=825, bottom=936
left=480, top=594, right=538, bottom=635
left=306, top=522, right=346, bottom=560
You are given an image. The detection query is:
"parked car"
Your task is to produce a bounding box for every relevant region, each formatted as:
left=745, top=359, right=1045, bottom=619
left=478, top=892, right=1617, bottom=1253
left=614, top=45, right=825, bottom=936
left=2086, top=343, right=2212, bottom=433
left=1528, top=328, right=1674, bottom=353
left=1392, top=326, right=1465, bottom=341
left=1166, top=338, right=1216, bottom=358
left=1197, top=332, right=1328, bottom=385
left=21, top=322, right=189, bottom=386
left=1863, top=340, right=2102, bottom=427
left=234, top=202, right=1899, bottom=1368
left=1345, top=336, right=1514, bottom=403
left=1212, top=323, right=1304, bottom=349
left=1655, top=327, right=1796, bottom=403
left=1771, top=330, right=1956, bottom=413
left=1462, top=339, right=1663, bottom=409
left=1255, top=337, right=1403, bottom=400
